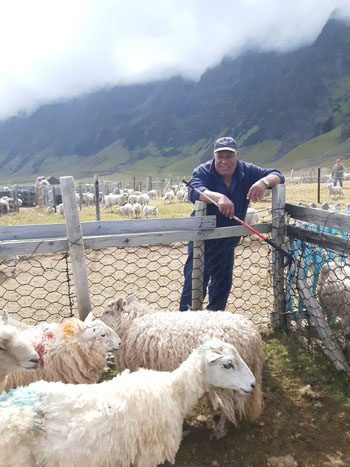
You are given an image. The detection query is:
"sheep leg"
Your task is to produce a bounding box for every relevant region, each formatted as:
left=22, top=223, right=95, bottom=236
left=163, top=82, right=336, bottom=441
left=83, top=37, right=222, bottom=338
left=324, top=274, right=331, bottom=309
left=211, top=413, right=229, bottom=440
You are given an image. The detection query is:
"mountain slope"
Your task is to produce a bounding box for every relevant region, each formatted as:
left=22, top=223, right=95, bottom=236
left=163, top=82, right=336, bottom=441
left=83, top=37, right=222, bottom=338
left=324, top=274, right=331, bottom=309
left=0, top=18, right=350, bottom=182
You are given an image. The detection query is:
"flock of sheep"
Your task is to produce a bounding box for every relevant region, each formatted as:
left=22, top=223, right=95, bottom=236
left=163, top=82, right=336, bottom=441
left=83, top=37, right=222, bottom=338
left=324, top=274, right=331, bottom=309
left=56, top=184, right=190, bottom=219
left=0, top=293, right=263, bottom=467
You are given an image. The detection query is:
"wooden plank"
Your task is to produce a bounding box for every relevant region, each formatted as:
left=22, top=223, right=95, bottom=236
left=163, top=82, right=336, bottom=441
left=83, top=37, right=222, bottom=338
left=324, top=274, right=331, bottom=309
left=192, top=201, right=206, bottom=311
left=271, top=185, right=287, bottom=328
left=286, top=203, right=350, bottom=232
left=0, top=223, right=271, bottom=257
left=60, top=176, right=92, bottom=320
left=0, top=216, right=217, bottom=241
left=287, top=225, right=350, bottom=255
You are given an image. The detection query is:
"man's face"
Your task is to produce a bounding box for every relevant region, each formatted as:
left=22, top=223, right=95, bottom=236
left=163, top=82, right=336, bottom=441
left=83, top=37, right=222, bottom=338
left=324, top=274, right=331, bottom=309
left=214, top=150, right=237, bottom=177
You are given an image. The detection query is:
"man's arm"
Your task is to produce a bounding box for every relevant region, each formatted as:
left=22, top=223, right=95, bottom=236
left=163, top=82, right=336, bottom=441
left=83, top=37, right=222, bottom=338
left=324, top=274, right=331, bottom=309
left=247, top=173, right=282, bottom=203
left=199, top=190, right=235, bottom=219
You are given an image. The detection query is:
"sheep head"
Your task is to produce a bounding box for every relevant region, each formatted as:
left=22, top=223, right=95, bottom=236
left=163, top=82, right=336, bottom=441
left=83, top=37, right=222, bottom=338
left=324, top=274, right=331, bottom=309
left=62, top=316, right=121, bottom=353
left=199, top=338, right=256, bottom=395
left=0, top=311, right=39, bottom=376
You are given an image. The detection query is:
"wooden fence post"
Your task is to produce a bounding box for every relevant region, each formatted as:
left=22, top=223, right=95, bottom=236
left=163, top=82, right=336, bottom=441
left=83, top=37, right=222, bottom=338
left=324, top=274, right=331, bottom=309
left=60, top=176, right=92, bottom=320
left=192, top=201, right=206, bottom=310
left=271, top=184, right=287, bottom=328
left=94, top=174, right=100, bottom=221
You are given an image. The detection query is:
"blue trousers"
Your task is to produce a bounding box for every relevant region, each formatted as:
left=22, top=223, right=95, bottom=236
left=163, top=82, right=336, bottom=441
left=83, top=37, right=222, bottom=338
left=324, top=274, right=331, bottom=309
left=180, top=238, right=235, bottom=311
left=333, top=176, right=343, bottom=187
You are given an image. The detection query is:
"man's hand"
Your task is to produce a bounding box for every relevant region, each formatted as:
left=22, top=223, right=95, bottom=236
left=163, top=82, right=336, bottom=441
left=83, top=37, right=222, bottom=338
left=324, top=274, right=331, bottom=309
left=218, top=195, right=235, bottom=219
left=247, top=180, right=266, bottom=203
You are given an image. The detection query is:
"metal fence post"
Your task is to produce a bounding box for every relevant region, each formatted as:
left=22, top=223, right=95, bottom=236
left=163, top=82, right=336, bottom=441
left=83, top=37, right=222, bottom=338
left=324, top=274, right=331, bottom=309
left=60, top=176, right=92, bottom=320
left=192, top=200, right=206, bottom=310
left=271, top=184, right=287, bottom=328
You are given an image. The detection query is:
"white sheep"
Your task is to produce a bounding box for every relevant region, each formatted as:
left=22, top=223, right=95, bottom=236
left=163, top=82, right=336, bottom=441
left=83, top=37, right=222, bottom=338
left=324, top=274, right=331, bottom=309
left=143, top=205, right=159, bottom=218
left=119, top=202, right=134, bottom=219
left=163, top=190, right=175, bottom=203
left=147, top=189, right=158, bottom=199
left=326, top=183, right=344, bottom=199
left=132, top=202, right=142, bottom=219
left=317, top=261, right=350, bottom=355
left=137, top=194, right=150, bottom=206
left=0, top=338, right=255, bottom=467
left=128, top=194, right=138, bottom=205
left=5, top=312, right=120, bottom=390
left=101, top=296, right=263, bottom=439
left=176, top=189, right=185, bottom=202
left=0, top=310, right=39, bottom=392
left=57, top=202, right=64, bottom=217
left=104, top=193, right=128, bottom=212
left=245, top=207, right=259, bottom=225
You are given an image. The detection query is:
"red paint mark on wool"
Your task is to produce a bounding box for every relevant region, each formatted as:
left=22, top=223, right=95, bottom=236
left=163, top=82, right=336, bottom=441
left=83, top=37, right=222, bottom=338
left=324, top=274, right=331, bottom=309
left=46, top=332, right=54, bottom=339
left=35, top=342, right=45, bottom=366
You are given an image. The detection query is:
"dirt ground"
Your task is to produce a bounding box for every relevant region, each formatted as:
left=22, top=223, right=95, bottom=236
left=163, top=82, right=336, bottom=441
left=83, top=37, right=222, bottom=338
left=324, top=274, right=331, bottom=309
left=163, top=333, right=350, bottom=467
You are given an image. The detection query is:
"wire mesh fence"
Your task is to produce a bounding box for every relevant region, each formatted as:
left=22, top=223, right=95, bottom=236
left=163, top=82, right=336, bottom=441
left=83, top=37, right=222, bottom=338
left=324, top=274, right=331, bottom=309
left=0, top=235, right=274, bottom=329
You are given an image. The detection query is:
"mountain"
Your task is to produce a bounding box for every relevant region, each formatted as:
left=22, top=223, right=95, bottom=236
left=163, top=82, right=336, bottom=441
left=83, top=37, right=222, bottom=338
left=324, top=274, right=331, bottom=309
left=1, top=18, right=350, bottom=183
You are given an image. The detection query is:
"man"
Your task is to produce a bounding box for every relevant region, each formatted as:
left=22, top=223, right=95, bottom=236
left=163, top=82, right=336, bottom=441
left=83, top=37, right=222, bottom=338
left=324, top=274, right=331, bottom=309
left=179, top=136, right=284, bottom=311
left=332, top=158, right=345, bottom=187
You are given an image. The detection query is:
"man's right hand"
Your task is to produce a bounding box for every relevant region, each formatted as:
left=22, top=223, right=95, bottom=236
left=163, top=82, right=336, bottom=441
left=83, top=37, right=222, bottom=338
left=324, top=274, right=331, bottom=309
left=218, top=195, right=235, bottom=219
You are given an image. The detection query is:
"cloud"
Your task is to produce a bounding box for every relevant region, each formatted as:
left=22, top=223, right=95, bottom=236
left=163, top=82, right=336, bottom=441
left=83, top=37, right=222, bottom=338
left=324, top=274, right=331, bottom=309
left=0, top=0, right=349, bottom=120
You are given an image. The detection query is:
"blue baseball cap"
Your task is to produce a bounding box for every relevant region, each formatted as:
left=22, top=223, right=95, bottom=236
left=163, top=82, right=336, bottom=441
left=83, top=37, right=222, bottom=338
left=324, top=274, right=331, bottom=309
left=214, top=136, right=237, bottom=153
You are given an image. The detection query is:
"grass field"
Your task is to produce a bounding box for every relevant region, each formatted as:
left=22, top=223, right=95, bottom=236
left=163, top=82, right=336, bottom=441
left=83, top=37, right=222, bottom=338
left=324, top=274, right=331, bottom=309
left=0, top=180, right=349, bottom=226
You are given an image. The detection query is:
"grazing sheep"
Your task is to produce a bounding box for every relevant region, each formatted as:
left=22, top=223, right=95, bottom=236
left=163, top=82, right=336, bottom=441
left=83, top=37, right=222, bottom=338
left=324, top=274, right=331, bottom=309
left=128, top=194, right=138, bottom=205
left=57, top=203, right=64, bottom=217
left=176, top=189, right=185, bottom=203
left=317, top=261, right=350, bottom=354
left=5, top=312, right=120, bottom=390
left=326, top=183, right=344, bottom=199
left=147, top=189, right=158, bottom=199
left=137, top=194, right=150, bottom=206
left=0, top=310, right=39, bottom=392
left=245, top=207, right=259, bottom=225
left=143, top=205, right=159, bottom=218
left=101, top=296, right=263, bottom=439
left=132, top=202, right=142, bottom=219
left=163, top=190, right=175, bottom=204
left=104, top=193, right=128, bottom=212
left=0, top=338, right=255, bottom=467
left=119, top=202, right=134, bottom=219
left=0, top=198, right=10, bottom=214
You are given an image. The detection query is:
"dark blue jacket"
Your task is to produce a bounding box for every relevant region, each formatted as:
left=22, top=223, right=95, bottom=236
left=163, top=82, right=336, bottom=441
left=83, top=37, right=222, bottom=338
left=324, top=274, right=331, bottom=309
left=188, top=158, right=284, bottom=232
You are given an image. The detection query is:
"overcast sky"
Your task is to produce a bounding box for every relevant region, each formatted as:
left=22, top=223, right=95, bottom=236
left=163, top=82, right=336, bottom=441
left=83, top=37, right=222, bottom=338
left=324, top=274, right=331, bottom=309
left=1, top=0, right=350, bottom=121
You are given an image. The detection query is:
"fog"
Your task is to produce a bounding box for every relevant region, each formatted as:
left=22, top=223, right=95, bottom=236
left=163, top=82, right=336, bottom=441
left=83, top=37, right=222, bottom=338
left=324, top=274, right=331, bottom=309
left=1, top=0, right=350, bottom=120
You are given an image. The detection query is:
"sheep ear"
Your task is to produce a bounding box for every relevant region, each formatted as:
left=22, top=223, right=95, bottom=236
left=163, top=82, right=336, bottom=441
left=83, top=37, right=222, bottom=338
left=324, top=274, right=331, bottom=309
left=114, top=298, right=126, bottom=312
left=84, top=312, right=95, bottom=323
left=206, top=350, right=222, bottom=363
left=126, top=293, right=136, bottom=305
left=1, top=309, right=8, bottom=325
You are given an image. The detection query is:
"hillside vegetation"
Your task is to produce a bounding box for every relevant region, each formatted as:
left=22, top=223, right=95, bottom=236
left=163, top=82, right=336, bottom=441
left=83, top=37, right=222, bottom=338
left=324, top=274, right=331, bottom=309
left=0, top=18, right=350, bottom=183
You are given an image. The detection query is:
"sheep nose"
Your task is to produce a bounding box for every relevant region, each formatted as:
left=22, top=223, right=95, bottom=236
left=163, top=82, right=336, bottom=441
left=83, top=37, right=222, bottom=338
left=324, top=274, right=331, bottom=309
left=251, top=382, right=256, bottom=389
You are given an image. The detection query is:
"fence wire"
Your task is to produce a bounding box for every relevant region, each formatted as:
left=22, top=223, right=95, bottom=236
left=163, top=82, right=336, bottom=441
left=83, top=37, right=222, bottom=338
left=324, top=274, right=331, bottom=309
left=0, top=235, right=274, bottom=329
left=286, top=212, right=350, bottom=370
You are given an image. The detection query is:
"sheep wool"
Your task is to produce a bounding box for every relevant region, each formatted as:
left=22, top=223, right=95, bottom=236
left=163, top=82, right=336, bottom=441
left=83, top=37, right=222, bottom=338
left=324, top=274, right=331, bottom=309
left=5, top=316, right=120, bottom=390
left=0, top=339, right=255, bottom=467
left=102, top=297, right=264, bottom=438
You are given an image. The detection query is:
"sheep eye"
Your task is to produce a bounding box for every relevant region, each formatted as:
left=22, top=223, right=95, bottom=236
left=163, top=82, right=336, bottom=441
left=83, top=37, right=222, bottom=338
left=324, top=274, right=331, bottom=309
left=223, top=362, right=234, bottom=370
left=101, top=333, right=106, bottom=337
left=0, top=346, right=5, bottom=351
